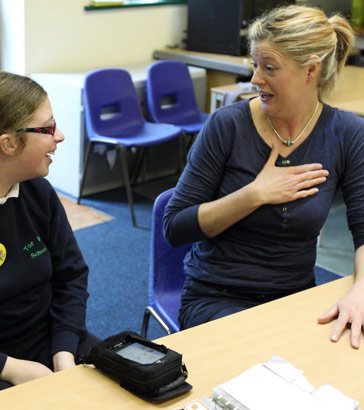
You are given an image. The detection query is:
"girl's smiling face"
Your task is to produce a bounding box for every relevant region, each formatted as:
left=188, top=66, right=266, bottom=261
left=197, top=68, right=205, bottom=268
left=13, top=97, right=64, bottom=181
left=250, top=41, right=311, bottom=120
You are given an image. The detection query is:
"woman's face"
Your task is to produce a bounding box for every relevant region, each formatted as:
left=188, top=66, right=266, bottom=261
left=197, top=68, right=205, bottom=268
left=14, top=97, right=64, bottom=180
left=250, top=41, right=310, bottom=119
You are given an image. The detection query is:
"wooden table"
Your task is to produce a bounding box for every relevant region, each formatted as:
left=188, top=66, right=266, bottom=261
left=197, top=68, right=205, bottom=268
left=210, top=65, right=364, bottom=115
left=1, top=275, right=363, bottom=409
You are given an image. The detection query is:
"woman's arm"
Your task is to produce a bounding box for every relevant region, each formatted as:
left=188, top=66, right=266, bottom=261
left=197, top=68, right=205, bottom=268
left=318, top=244, right=364, bottom=349
left=317, top=113, right=364, bottom=348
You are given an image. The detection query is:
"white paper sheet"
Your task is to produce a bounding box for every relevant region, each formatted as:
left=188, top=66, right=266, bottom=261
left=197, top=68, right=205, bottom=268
left=212, top=356, right=359, bottom=410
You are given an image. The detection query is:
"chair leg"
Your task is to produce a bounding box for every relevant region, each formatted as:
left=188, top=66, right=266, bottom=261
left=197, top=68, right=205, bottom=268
left=131, top=147, right=146, bottom=186
left=119, top=145, right=137, bottom=227
left=77, top=141, right=93, bottom=204
left=141, top=308, right=151, bottom=338
left=141, top=306, right=173, bottom=339
left=177, top=133, right=185, bottom=173
left=186, top=132, right=197, bottom=152
left=179, top=132, right=196, bottom=170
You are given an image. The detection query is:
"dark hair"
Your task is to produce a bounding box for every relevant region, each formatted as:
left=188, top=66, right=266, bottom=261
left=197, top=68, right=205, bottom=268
left=0, top=71, right=47, bottom=146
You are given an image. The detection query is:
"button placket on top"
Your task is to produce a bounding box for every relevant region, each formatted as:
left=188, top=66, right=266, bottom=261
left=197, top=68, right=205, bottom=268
left=282, top=206, right=288, bottom=226
left=280, top=158, right=290, bottom=227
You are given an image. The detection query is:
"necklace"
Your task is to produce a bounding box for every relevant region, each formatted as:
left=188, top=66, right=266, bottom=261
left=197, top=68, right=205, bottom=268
left=267, top=101, right=320, bottom=147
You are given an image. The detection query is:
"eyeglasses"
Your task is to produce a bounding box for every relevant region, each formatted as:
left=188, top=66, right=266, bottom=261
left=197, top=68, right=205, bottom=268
left=16, top=119, right=56, bottom=136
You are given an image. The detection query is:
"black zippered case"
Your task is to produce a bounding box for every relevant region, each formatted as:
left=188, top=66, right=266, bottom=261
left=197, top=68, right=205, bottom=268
left=79, top=331, right=192, bottom=401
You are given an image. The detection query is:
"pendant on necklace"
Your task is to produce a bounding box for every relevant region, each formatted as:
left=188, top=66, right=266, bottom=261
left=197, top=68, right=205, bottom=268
left=267, top=101, right=320, bottom=147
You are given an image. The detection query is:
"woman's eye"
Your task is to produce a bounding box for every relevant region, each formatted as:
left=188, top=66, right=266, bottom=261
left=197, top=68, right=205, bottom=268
left=251, top=63, right=275, bottom=73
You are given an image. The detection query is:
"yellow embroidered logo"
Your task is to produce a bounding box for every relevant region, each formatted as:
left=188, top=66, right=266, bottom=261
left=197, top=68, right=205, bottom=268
left=0, top=243, right=6, bottom=267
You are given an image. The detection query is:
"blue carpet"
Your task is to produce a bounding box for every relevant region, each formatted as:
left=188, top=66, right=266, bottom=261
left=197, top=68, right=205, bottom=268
left=68, top=188, right=344, bottom=342
left=72, top=188, right=166, bottom=341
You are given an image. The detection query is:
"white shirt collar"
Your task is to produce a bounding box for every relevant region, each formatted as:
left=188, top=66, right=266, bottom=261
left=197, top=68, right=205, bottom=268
left=0, top=183, right=20, bottom=205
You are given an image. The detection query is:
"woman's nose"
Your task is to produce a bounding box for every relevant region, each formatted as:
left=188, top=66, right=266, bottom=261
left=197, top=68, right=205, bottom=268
left=251, top=68, right=265, bottom=86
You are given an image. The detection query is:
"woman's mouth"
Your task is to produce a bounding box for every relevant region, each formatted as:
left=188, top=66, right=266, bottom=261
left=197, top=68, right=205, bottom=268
left=259, top=92, right=273, bottom=102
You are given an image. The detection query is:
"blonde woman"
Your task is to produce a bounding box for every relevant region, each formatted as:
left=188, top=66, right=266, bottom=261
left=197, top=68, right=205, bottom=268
left=164, top=5, right=364, bottom=348
left=0, top=72, right=98, bottom=390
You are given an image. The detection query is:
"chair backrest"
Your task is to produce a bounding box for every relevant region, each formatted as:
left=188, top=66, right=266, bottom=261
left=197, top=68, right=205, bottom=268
left=83, top=68, right=145, bottom=138
left=148, top=188, right=192, bottom=332
left=147, top=60, right=202, bottom=126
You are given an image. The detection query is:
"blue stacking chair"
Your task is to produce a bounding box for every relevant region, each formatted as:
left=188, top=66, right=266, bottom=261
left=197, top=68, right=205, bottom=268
left=141, top=188, right=191, bottom=338
left=146, top=60, right=209, bottom=157
left=141, top=189, right=343, bottom=338
left=77, top=68, right=182, bottom=227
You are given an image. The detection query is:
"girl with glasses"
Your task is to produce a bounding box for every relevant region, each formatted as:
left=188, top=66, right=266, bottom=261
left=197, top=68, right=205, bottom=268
left=0, top=71, right=99, bottom=389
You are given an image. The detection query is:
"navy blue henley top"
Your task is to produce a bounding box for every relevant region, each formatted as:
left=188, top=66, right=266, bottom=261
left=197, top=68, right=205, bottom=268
left=164, top=100, right=364, bottom=293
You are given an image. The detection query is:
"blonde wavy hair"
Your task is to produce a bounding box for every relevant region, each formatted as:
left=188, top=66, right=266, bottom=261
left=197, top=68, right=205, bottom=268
left=248, top=5, right=354, bottom=100
left=0, top=71, right=47, bottom=148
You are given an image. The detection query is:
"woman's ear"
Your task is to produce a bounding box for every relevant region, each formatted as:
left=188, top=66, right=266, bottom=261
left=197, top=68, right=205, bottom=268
left=0, top=134, right=21, bottom=155
left=306, top=55, right=321, bottom=83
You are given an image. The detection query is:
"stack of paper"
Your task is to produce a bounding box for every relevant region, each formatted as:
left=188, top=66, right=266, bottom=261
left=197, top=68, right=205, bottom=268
left=211, top=356, right=359, bottom=410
